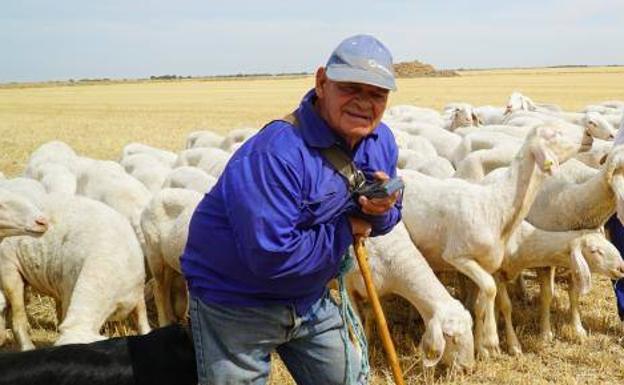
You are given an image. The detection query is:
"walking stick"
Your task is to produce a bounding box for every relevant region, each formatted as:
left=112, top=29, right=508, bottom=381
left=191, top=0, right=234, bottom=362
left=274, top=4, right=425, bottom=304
left=353, top=236, right=406, bottom=385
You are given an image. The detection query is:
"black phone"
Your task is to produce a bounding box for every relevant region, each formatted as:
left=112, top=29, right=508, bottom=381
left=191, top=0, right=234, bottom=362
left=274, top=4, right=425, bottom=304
left=354, top=177, right=404, bottom=199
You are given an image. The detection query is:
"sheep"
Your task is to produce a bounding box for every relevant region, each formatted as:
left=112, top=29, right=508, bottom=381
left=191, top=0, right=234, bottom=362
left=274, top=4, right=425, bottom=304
left=444, top=106, right=481, bottom=132
left=219, top=127, right=258, bottom=152
left=24, top=141, right=78, bottom=178
left=162, top=167, right=217, bottom=194
left=473, top=106, right=507, bottom=125
left=0, top=188, right=48, bottom=241
left=384, top=105, right=444, bottom=127
left=141, top=188, right=202, bottom=326
left=0, top=324, right=197, bottom=385
left=185, top=130, right=225, bottom=149
left=76, top=160, right=152, bottom=253
left=0, top=193, right=150, bottom=350
left=174, top=147, right=231, bottom=178
left=121, top=143, right=177, bottom=168
left=391, top=129, right=438, bottom=157
left=347, top=222, right=474, bottom=370
left=0, top=177, right=48, bottom=209
left=505, top=92, right=562, bottom=115
left=454, top=124, right=531, bottom=139
left=399, top=124, right=577, bottom=357
left=495, top=222, right=624, bottom=354
left=120, top=153, right=171, bottom=193
left=526, top=146, right=624, bottom=231
left=398, top=149, right=455, bottom=179
left=388, top=121, right=462, bottom=160
left=28, top=163, right=77, bottom=195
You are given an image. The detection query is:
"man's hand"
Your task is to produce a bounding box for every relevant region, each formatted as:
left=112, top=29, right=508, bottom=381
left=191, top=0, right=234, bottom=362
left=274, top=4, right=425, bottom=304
left=358, top=171, right=400, bottom=215
left=349, top=216, right=372, bottom=239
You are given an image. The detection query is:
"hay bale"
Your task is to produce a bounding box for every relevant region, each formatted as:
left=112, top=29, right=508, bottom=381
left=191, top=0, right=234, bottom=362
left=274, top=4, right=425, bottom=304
left=393, top=60, right=459, bottom=78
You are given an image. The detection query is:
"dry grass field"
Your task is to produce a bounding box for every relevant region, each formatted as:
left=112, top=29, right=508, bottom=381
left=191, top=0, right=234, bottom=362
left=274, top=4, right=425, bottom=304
left=1, top=66, right=624, bottom=384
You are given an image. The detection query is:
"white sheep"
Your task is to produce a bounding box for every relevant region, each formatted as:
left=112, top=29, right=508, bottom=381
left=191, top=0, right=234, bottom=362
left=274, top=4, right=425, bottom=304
left=399, top=124, right=577, bottom=357
left=141, top=188, right=202, bottom=326
left=28, top=163, right=77, bottom=195
left=495, top=222, right=624, bottom=354
left=0, top=188, right=48, bottom=241
left=388, top=121, right=462, bottom=160
left=120, top=153, right=171, bottom=193
left=0, top=193, right=150, bottom=350
left=527, top=146, right=624, bottom=231
left=347, top=222, right=474, bottom=370
left=121, top=143, right=177, bottom=168
left=398, top=149, right=455, bottom=179
left=24, top=141, right=78, bottom=178
left=174, top=148, right=231, bottom=178
left=76, top=160, right=152, bottom=254
left=185, top=130, right=225, bottom=149
left=162, top=167, right=217, bottom=194
left=444, top=106, right=481, bottom=131
left=391, top=129, right=438, bottom=157
left=384, top=105, right=444, bottom=127
left=0, top=178, right=48, bottom=209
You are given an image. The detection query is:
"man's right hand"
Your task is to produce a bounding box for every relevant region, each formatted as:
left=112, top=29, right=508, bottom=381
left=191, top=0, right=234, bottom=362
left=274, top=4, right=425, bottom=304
left=348, top=216, right=372, bottom=239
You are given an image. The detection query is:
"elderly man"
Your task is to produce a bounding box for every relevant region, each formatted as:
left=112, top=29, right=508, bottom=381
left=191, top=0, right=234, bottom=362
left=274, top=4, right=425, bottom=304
left=181, top=34, right=402, bottom=385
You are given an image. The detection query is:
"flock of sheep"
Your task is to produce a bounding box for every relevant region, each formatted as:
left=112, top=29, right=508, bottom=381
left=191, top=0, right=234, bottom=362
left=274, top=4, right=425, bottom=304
left=1, top=91, right=624, bottom=377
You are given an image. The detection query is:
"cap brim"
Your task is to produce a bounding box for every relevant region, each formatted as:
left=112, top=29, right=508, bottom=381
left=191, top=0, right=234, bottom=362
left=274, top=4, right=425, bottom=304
left=326, top=66, right=397, bottom=91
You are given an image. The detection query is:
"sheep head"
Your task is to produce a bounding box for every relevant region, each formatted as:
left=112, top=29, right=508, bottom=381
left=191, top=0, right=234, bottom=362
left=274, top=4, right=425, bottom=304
left=505, top=92, right=536, bottom=115
left=449, top=107, right=479, bottom=131
left=0, top=188, right=48, bottom=239
left=583, top=112, right=616, bottom=140
left=528, top=124, right=576, bottom=176
left=421, top=305, right=474, bottom=371
left=575, top=231, right=624, bottom=280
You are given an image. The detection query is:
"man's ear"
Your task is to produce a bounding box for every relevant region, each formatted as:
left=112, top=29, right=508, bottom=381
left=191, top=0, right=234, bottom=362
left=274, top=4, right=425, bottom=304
left=315, top=67, right=327, bottom=98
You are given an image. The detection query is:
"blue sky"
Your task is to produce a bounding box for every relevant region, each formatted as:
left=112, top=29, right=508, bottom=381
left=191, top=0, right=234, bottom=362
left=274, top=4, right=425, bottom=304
left=2, top=0, right=623, bottom=82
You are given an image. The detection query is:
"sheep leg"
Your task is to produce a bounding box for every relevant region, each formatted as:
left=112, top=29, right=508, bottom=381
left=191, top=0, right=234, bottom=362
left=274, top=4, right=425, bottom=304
left=161, top=267, right=177, bottom=324
left=495, top=276, right=522, bottom=355
left=450, top=257, right=499, bottom=358
left=149, top=256, right=174, bottom=327
left=171, top=273, right=189, bottom=322
left=567, top=278, right=587, bottom=339
left=1, top=265, right=35, bottom=350
left=537, top=267, right=555, bottom=342
left=133, top=294, right=151, bottom=335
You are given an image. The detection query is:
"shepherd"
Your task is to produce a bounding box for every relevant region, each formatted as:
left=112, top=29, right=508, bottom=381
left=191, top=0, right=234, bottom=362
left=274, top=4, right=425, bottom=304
left=181, top=34, right=403, bottom=385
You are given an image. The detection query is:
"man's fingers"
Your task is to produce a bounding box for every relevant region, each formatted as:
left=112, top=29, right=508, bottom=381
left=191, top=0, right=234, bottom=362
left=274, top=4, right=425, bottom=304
left=373, top=171, right=389, bottom=181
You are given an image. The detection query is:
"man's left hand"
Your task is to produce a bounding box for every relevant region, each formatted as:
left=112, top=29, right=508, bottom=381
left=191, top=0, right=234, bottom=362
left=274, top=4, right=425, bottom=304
left=357, top=171, right=400, bottom=216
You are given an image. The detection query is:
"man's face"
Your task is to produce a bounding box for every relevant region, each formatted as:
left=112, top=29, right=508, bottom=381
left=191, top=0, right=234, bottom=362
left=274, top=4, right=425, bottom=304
left=315, top=67, right=389, bottom=148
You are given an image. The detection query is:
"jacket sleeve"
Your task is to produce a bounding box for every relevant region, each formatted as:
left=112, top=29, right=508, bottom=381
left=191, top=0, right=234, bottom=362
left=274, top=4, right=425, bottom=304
left=223, top=151, right=353, bottom=279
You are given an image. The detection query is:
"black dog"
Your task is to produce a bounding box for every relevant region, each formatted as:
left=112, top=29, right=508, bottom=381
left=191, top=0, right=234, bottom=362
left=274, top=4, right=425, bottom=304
left=0, top=324, right=197, bottom=385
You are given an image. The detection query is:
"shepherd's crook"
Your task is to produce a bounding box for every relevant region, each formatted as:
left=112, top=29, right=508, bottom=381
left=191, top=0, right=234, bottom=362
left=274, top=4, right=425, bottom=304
left=354, top=237, right=406, bottom=385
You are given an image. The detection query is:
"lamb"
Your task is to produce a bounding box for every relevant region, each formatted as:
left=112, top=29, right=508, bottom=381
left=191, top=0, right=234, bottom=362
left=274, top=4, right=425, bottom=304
left=526, top=146, right=624, bottom=231
left=391, top=129, right=438, bottom=157
left=505, top=92, right=562, bottom=114
left=141, top=188, right=203, bottom=326
left=399, top=124, right=577, bottom=357
left=444, top=106, right=481, bottom=131
left=162, top=167, right=217, bottom=193
left=0, top=188, right=48, bottom=241
left=121, top=143, right=177, bottom=168
left=384, top=105, right=444, bottom=127
left=76, top=160, right=152, bottom=253
left=185, top=130, right=225, bottom=149
left=0, top=193, right=150, bottom=350
left=0, top=178, right=48, bottom=209
left=0, top=324, right=196, bottom=385
left=347, top=222, right=474, bottom=370
left=473, top=106, right=506, bottom=125
left=495, top=222, right=624, bottom=354
left=28, top=163, right=77, bottom=195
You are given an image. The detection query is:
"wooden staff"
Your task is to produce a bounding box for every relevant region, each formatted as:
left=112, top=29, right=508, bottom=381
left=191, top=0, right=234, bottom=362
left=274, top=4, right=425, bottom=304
left=354, top=237, right=406, bottom=385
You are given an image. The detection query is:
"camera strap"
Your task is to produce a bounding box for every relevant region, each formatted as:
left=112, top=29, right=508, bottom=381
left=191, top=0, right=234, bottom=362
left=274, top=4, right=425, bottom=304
left=280, top=111, right=364, bottom=193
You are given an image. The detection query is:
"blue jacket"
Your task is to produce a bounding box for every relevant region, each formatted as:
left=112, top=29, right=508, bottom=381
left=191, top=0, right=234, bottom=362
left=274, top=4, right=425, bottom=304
left=181, top=89, right=402, bottom=315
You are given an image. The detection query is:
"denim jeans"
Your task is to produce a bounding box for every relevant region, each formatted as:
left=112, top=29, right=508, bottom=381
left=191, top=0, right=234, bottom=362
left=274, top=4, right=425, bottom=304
left=189, top=291, right=366, bottom=385
left=605, top=215, right=624, bottom=320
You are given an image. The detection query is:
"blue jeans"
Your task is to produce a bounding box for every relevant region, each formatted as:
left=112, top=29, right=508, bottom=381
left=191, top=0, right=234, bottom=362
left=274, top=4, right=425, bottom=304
left=189, top=291, right=366, bottom=385
left=606, top=215, right=624, bottom=320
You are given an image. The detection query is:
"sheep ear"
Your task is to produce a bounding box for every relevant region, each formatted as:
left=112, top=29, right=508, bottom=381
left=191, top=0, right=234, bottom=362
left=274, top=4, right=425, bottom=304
left=471, top=112, right=483, bottom=126
left=420, top=319, right=445, bottom=367
left=570, top=241, right=592, bottom=296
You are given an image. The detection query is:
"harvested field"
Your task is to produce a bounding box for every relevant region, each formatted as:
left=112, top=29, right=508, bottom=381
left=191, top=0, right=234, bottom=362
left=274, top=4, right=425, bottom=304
left=1, top=66, right=624, bottom=384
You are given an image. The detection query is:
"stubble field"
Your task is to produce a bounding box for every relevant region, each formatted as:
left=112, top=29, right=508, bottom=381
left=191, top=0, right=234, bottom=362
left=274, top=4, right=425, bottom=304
left=1, top=67, right=624, bottom=384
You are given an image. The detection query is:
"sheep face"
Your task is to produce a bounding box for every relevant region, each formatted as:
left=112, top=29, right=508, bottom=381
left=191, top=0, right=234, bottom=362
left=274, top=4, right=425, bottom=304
left=449, top=107, right=479, bottom=131
left=505, top=92, right=535, bottom=115
left=0, top=189, right=49, bottom=239
left=579, top=233, right=624, bottom=280
left=421, top=307, right=474, bottom=371
left=584, top=112, right=616, bottom=140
